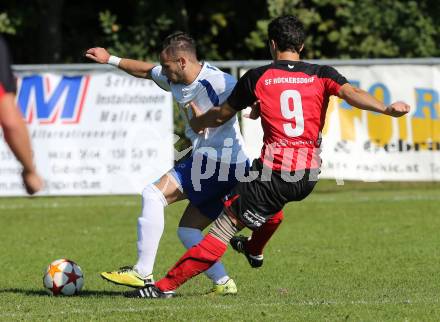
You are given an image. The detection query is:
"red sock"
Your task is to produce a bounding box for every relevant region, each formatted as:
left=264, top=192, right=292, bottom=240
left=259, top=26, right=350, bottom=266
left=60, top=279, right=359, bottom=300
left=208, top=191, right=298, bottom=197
left=156, top=234, right=227, bottom=291
left=246, top=210, right=284, bottom=256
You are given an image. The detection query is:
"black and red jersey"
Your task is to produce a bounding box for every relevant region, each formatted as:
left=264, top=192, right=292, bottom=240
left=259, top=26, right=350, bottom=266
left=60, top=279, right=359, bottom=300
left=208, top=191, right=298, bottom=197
left=227, top=60, right=347, bottom=171
left=0, top=36, right=16, bottom=99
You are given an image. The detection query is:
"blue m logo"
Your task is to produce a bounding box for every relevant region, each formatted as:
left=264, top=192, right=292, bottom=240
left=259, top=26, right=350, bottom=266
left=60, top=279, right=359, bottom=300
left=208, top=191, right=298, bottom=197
left=17, top=75, right=90, bottom=124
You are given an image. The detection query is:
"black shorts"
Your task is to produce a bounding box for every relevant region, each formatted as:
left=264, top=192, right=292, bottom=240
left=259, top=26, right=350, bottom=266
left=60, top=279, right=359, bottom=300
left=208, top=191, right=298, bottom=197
left=223, top=158, right=318, bottom=230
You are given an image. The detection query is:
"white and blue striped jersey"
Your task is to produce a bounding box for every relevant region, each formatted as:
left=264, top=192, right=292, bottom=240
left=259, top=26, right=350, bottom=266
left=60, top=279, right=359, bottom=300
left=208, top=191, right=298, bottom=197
left=151, top=62, right=248, bottom=164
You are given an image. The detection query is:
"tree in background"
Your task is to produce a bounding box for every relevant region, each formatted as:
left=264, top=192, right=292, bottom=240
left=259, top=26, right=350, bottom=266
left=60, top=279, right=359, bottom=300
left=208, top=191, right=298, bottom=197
left=97, top=1, right=184, bottom=61
left=246, top=0, right=440, bottom=59
left=97, top=0, right=267, bottom=61
left=1, top=0, right=267, bottom=62
left=0, top=12, right=17, bottom=35
left=2, top=0, right=439, bottom=63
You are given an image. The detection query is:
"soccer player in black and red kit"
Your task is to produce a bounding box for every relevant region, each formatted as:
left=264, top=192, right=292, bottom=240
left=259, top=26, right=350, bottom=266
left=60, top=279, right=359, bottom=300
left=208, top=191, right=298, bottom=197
left=0, top=35, right=42, bottom=195
left=125, top=15, right=410, bottom=298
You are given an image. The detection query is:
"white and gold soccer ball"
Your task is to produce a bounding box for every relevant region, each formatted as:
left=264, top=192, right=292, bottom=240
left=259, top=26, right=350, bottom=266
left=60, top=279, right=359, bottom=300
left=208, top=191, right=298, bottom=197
left=43, top=259, right=84, bottom=296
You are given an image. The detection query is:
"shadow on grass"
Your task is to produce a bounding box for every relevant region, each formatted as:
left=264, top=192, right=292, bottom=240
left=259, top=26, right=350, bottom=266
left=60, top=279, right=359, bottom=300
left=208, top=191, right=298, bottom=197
left=0, top=288, right=123, bottom=297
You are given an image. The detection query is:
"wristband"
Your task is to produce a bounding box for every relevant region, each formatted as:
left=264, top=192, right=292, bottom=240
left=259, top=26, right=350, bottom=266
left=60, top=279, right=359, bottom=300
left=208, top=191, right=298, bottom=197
left=108, top=55, right=122, bottom=67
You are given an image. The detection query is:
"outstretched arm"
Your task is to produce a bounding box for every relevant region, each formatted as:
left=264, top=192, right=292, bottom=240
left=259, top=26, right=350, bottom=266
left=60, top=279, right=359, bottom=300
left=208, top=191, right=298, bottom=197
left=188, top=101, right=237, bottom=133
left=85, top=47, right=156, bottom=79
left=338, top=83, right=410, bottom=117
left=0, top=93, right=43, bottom=194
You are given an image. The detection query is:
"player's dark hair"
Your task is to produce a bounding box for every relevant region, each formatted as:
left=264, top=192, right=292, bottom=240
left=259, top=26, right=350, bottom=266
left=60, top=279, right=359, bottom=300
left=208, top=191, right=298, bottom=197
left=268, top=15, right=305, bottom=53
left=162, top=31, right=197, bottom=58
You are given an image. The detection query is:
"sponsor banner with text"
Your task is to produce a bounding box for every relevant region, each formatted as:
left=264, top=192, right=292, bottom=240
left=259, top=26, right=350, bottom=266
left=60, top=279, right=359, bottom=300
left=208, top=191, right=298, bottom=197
left=0, top=72, right=173, bottom=196
left=241, top=64, right=440, bottom=181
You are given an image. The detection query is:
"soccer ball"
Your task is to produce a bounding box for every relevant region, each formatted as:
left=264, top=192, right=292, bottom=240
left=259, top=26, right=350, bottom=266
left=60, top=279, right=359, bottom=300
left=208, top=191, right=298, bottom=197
left=43, top=259, right=84, bottom=296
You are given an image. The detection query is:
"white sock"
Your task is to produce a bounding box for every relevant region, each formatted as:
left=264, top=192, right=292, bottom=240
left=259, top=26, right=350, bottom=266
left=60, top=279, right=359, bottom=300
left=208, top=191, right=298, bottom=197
left=178, top=227, right=229, bottom=284
left=134, top=184, right=167, bottom=277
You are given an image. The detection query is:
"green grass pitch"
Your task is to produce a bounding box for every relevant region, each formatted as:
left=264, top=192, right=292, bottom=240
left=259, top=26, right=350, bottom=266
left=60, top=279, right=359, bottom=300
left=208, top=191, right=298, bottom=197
left=1, top=181, right=440, bottom=321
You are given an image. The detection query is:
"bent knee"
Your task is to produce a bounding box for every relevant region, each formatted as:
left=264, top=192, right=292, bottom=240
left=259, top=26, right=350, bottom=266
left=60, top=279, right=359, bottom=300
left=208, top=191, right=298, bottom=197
left=142, top=184, right=167, bottom=206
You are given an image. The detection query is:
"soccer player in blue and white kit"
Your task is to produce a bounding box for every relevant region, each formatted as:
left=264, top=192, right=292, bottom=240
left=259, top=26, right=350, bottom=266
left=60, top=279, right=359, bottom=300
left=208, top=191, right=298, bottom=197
left=86, top=32, right=249, bottom=294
